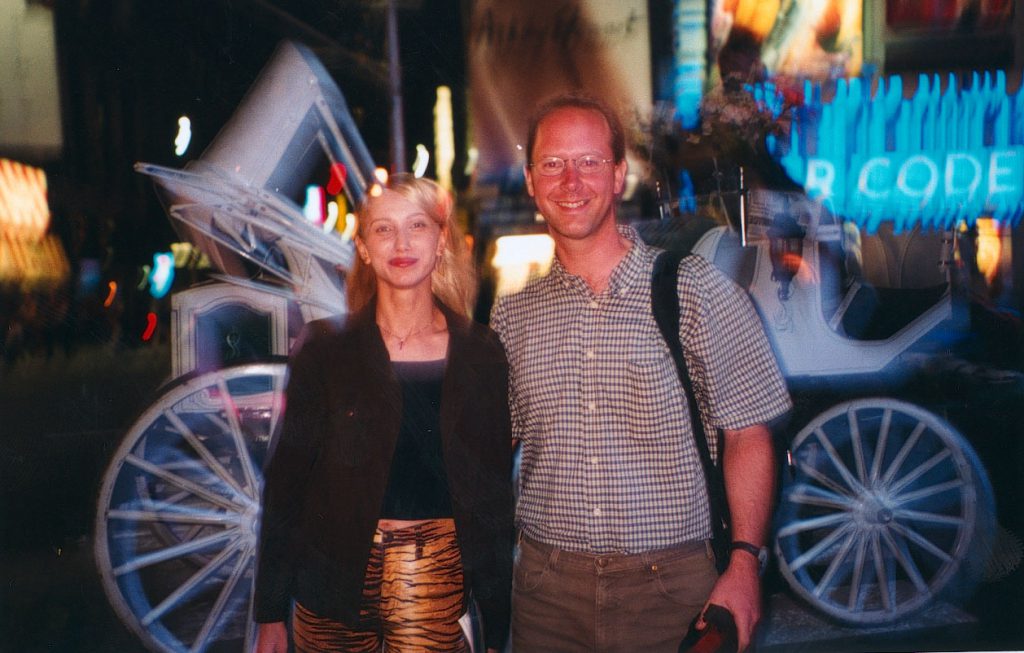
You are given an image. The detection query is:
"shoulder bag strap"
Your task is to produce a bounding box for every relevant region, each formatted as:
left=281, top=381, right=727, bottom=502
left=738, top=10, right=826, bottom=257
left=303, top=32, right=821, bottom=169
left=650, top=251, right=731, bottom=546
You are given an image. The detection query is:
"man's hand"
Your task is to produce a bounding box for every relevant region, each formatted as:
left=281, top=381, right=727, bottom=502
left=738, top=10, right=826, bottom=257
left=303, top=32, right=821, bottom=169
left=255, top=621, right=288, bottom=653
left=699, top=552, right=762, bottom=651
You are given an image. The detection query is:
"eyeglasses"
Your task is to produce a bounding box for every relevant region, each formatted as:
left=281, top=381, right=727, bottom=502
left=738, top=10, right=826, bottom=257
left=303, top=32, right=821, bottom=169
left=529, top=155, right=614, bottom=177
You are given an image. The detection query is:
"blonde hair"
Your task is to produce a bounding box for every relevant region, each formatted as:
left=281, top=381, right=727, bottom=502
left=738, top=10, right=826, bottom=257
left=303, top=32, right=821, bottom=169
left=347, top=174, right=477, bottom=315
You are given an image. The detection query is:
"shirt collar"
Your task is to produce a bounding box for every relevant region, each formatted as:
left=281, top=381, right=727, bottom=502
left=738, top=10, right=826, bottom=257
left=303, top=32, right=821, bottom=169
left=548, top=225, right=653, bottom=297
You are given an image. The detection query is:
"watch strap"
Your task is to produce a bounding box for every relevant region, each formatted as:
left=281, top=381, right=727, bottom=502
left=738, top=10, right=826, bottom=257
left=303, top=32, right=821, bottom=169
left=729, top=541, right=768, bottom=574
left=728, top=541, right=763, bottom=559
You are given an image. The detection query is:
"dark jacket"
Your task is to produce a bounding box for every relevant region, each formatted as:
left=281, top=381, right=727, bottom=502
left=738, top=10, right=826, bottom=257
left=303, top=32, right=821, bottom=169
left=253, top=301, right=514, bottom=650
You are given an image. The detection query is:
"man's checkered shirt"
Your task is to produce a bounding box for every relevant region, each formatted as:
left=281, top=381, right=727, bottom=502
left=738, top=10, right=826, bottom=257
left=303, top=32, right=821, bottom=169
left=491, top=225, right=792, bottom=554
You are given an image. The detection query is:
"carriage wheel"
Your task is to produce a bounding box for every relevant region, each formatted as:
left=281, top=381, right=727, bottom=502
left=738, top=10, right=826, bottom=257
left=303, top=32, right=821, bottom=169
left=95, top=363, right=285, bottom=653
left=774, top=398, right=994, bottom=624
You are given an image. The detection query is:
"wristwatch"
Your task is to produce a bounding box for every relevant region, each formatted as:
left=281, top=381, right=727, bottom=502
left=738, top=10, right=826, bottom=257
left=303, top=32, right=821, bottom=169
left=729, top=540, right=769, bottom=573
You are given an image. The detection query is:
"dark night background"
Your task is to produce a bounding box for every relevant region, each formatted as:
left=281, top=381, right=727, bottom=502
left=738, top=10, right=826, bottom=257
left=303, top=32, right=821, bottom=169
left=2, top=1, right=1024, bottom=652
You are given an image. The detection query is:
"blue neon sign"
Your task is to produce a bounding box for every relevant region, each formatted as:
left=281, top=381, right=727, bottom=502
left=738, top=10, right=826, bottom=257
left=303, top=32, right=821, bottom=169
left=672, top=0, right=706, bottom=129
left=768, top=71, right=1024, bottom=232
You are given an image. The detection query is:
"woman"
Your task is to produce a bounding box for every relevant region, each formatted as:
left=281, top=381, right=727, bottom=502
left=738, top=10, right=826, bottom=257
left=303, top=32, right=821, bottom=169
left=254, top=174, right=513, bottom=653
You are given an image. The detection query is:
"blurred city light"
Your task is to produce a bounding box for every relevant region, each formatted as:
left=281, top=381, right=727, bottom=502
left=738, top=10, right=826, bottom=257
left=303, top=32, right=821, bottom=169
left=0, top=158, right=69, bottom=288
left=327, top=162, right=347, bottom=195
left=141, top=311, right=157, bottom=342
left=103, top=281, right=117, bottom=308
left=412, top=144, right=430, bottom=178
left=174, top=116, right=192, bottom=156
left=303, top=185, right=325, bottom=224
left=434, top=86, right=454, bottom=189
left=148, top=252, right=174, bottom=299
left=490, top=234, right=556, bottom=297
left=323, top=200, right=340, bottom=233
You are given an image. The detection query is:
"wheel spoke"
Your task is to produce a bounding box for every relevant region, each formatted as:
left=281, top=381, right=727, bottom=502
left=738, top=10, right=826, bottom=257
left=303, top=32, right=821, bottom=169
left=813, top=428, right=868, bottom=495
left=123, top=454, right=245, bottom=512
left=871, top=531, right=894, bottom=612
left=216, top=378, right=261, bottom=497
left=164, top=408, right=249, bottom=500
left=881, top=421, right=926, bottom=485
left=787, top=483, right=856, bottom=511
left=789, top=522, right=855, bottom=573
left=108, top=508, right=240, bottom=527
left=893, top=509, right=964, bottom=527
left=777, top=512, right=852, bottom=539
left=889, top=521, right=955, bottom=563
left=814, top=529, right=858, bottom=598
left=113, top=528, right=237, bottom=576
left=869, top=408, right=893, bottom=484
left=141, top=536, right=245, bottom=626
left=189, top=542, right=253, bottom=653
left=893, top=479, right=964, bottom=505
left=847, top=407, right=868, bottom=485
left=888, top=449, right=952, bottom=497
left=881, top=526, right=931, bottom=592
left=243, top=573, right=258, bottom=653
left=797, top=461, right=858, bottom=499
left=847, top=533, right=869, bottom=610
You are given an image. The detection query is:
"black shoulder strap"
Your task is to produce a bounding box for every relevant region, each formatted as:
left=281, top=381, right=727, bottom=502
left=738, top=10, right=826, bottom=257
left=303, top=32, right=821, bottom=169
left=651, top=251, right=731, bottom=540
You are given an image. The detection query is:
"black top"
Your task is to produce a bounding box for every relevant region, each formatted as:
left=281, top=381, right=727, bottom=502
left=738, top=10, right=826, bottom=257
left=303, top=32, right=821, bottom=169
left=380, top=359, right=452, bottom=519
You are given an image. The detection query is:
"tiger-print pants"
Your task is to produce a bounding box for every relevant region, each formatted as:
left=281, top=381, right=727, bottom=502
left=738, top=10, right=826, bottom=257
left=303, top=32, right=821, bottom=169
left=293, top=518, right=469, bottom=652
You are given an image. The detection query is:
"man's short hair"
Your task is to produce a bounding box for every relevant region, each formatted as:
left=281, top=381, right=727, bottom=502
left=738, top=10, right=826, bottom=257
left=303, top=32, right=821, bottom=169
left=526, top=93, right=626, bottom=165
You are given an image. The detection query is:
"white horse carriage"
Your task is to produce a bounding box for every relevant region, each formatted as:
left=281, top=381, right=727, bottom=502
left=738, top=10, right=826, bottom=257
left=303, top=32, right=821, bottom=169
left=677, top=187, right=1000, bottom=626
left=94, top=41, right=375, bottom=653
left=93, top=41, right=1007, bottom=652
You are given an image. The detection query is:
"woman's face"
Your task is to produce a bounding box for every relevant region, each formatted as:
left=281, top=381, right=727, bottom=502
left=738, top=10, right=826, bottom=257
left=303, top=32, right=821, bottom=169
left=355, top=190, right=445, bottom=294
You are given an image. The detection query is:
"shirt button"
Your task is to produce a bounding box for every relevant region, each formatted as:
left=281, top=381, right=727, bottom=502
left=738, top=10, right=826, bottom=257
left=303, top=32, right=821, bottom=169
left=588, top=401, right=597, bottom=411
left=585, top=349, right=595, bottom=359
left=593, top=507, right=602, bottom=516
left=589, top=300, right=599, bottom=309
left=591, top=456, right=599, bottom=464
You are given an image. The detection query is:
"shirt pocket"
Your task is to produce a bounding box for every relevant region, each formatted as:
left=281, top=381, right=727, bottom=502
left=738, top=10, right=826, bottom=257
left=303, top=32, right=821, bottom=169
left=625, top=354, right=682, bottom=440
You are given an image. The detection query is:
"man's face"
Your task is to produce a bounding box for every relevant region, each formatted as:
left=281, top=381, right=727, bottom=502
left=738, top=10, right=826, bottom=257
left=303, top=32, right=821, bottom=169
left=525, top=107, right=627, bottom=245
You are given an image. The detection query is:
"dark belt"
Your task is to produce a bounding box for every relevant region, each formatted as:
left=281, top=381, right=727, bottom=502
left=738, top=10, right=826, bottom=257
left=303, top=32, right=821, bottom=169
left=519, top=533, right=711, bottom=572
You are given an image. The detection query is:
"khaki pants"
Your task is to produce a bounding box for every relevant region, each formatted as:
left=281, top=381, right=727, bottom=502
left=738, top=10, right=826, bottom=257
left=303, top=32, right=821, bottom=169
left=294, top=519, right=468, bottom=652
left=511, top=534, right=717, bottom=653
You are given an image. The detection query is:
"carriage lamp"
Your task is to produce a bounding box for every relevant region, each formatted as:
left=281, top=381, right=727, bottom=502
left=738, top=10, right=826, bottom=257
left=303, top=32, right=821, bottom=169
left=768, top=213, right=806, bottom=301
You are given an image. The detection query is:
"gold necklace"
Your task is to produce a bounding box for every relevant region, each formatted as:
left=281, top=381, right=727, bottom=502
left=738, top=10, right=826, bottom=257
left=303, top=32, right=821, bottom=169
left=378, top=321, right=433, bottom=350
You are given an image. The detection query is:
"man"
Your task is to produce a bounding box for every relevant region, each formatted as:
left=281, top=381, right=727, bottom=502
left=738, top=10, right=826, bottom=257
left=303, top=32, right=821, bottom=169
left=490, top=93, right=792, bottom=653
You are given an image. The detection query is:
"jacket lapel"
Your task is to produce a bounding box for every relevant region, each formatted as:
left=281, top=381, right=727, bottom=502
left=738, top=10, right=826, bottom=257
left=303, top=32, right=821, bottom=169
left=440, top=305, right=474, bottom=447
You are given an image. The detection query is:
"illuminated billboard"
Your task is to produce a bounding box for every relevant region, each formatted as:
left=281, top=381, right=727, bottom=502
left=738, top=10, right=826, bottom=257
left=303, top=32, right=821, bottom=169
left=709, top=0, right=863, bottom=79
left=468, top=0, right=653, bottom=185
left=675, top=0, right=863, bottom=131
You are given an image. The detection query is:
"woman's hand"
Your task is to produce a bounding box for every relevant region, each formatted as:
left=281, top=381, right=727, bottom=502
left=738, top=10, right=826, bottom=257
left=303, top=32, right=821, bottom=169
left=255, top=622, right=288, bottom=653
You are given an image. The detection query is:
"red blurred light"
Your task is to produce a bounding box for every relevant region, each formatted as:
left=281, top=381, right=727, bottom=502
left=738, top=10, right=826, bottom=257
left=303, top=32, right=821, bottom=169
left=327, top=163, right=347, bottom=195
left=141, top=312, right=157, bottom=341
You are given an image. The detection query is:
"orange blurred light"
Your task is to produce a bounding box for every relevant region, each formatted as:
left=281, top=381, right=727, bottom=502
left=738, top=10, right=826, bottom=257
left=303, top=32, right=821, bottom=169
left=975, top=218, right=1004, bottom=285
left=103, top=281, right=117, bottom=308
